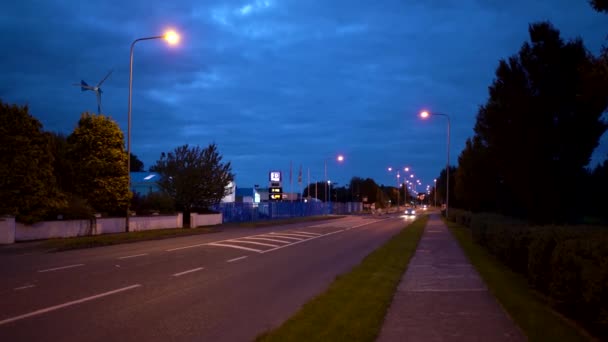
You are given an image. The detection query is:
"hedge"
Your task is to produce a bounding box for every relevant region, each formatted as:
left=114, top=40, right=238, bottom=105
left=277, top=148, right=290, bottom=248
left=447, top=210, right=608, bottom=339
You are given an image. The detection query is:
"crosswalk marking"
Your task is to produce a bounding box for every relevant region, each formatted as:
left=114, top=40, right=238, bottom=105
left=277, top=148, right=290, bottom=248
left=229, top=240, right=279, bottom=248
left=207, top=243, right=263, bottom=253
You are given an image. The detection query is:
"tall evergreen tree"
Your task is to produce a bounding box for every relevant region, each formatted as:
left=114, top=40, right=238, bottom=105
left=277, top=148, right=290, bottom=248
left=473, top=22, right=608, bottom=222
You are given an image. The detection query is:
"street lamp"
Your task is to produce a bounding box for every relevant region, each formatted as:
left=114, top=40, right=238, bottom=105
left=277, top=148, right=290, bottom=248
left=325, top=154, right=344, bottom=212
left=420, top=110, right=451, bottom=217
left=433, top=178, right=437, bottom=207
left=126, top=29, right=180, bottom=232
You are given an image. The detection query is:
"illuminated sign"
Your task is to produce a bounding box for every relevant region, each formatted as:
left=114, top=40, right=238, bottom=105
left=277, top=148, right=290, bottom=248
left=269, top=193, right=282, bottom=200
left=270, top=187, right=282, bottom=193
left=269, top=171, right=281, bottom=182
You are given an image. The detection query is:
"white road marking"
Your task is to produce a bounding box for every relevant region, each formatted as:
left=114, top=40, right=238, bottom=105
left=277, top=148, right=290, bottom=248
left=261, top=229, right=345, bottom=254
left=276, top=232, right=318, bottom=238
left=405, top=288, right=487, bottom=292
left=229, top=240, right=279, bottom=248
left=240, top=236, right=292, bottom=244
left=166, top=242, right=207, bottom=252
left=296, top=231, right=322, bottom=236
left=266, top=233, right=304, bottom=240
left=0, top=284, right=142, bottom=326
left=38, top=264, right=84, bottom=273
left=207, top=243, right=263, bottom=253
left=172, top=267, right=204, bottom=277
left=14, top=285, right=35, bottom=291
left=227, top=256, right=248, bottom=263
left=118, top=253, right=148, bottom=259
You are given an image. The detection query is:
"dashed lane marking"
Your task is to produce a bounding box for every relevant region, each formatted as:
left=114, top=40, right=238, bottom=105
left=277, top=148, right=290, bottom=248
left=0, top=284, right=142, bottom=326
left=172, top=267, right=204, bottom=277
left=118, top=253, right=148, bottom=259
left=38, top=264, right=84, bottom=273
left=227, top=256, right=248, bottom=263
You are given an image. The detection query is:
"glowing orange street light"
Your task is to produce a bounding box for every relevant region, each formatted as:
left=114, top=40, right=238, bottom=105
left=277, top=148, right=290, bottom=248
left=419, top=109, right=451, bottom=217
left=126, top=29, right=181, bottom=232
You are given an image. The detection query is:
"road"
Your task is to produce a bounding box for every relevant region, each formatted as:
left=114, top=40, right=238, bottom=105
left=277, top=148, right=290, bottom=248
left=0, top=214, right=412, bottom=341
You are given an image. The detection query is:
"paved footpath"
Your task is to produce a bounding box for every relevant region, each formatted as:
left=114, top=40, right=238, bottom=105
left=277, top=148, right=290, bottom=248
left=377, top=213, right=526, bottom=341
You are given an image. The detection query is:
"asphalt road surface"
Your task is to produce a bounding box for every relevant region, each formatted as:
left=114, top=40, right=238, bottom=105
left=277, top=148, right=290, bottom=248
left=0, top=214, right=413, bottom=341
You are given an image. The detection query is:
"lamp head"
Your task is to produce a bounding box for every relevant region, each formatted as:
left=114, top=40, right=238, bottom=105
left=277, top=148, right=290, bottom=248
left=164, top=30, right=180, bottom=45
left=420, top=110, right=430, bottom=119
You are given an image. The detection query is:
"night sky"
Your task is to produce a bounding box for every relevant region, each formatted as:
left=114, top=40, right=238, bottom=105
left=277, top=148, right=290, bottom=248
left=1, top=1, right=606, bottom=192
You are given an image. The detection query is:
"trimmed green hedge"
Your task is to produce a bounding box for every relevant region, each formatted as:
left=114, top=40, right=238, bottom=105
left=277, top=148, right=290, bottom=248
left=447, top=210, right=608, bottom=339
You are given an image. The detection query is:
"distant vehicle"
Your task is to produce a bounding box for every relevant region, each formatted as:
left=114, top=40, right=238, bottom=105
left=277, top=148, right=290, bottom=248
left=404, top=208, right=416, bottom=216
left=422, top=205, right=428, bottom=210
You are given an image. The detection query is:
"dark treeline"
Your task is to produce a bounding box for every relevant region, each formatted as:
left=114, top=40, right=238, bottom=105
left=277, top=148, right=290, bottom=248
left=433, top=21, right=608, bottom=224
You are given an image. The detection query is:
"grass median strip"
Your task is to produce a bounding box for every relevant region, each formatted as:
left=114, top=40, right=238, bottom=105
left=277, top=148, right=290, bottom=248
left=256, top=215, right=428, bottom=342
left=446, top=220, right=592, bottom=342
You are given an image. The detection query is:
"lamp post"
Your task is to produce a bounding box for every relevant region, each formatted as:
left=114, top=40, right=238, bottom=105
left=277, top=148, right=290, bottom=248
left=433, top=178, right=437, bottom=208
left=126, top=30, right=180, bottom=232
left=324, top=154, right=344, bottom=214
left=420, top=110, right=451, bottom=217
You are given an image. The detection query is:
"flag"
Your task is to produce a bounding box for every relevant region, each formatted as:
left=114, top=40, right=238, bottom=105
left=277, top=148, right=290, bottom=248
left=298, top=164, right=302, bottom=184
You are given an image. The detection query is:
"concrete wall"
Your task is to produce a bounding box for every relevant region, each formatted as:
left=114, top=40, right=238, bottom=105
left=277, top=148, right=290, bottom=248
left=16, top=219, right=94, bottom=241
left=129, top=213, right=183, bottom=232
left=190, top=213, right=222, bottom=227
left=12, top=214, right=184, bottom=242
left=0, top=216, right=16, bottom=244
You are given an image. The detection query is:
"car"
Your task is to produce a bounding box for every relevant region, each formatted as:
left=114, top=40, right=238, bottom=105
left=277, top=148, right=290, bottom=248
left=404, top=208, right=416, bottom=216
left=422, top=205, right=428, bottom=210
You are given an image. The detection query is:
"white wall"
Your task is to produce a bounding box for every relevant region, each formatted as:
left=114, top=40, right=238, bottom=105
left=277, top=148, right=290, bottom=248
left=13, top=214, right=184, bottom=242
left=16, top=219, right=94, bottom=241
left=0, top=216, right=16, bottom=244
left=190, top=213, right=222, bottom=227
left=129, top=213, right=183, bottom=231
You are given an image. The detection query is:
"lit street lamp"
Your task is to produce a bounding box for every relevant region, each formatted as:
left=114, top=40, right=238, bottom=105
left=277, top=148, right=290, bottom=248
left=325, top=154, right=344, bottom=212
left=420, top=110, right=451, bottom=217
left=126, top=29, right=180, bottom=232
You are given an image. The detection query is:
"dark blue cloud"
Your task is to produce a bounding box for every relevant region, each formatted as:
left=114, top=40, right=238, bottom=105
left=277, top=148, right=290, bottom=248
left=1, top=0, right=606, bottom=190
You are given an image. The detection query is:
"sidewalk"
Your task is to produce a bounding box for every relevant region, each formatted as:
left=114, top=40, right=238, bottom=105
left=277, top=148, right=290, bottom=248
left=377, top=213, right=526, bottom=341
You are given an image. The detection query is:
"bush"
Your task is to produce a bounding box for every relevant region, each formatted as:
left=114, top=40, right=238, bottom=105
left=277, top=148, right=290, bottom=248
left=131, top=192, right=175, bottom=215
left=47, top=194, right=95, bottom=221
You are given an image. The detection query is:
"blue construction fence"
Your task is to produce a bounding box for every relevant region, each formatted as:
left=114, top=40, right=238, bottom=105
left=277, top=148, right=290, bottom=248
left=212, top=202, right=363, bottom=223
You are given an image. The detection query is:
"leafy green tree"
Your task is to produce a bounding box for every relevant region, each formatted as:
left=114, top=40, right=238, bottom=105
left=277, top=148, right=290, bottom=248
left=67, top=113, right=130, bottom=215
left=473, top=22, right=608, bottom=222
left=152, top=143, right=234, bottom=213
left=0, top=101, right=65, bottom=222
left=130, top=153, right=144, bottom=172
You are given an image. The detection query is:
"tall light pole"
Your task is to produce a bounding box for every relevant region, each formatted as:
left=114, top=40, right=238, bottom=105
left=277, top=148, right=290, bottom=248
left=420, top=110, right=451, bottom=218
left=126, top=29, right=180, bottom=232
left=434, top=178, right=437, bottom=208
left=324, top=154, right=344, bottom=214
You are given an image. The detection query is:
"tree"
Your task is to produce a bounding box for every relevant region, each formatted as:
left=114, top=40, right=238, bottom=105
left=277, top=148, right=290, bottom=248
left=130, top=153, right=144, bottom=172
left=590, top=0, right=608, bottom=12
left=152, top=143, right=234, bottom=213
left=67, top=113, right=131, bottom=215
left=473, top=22, right=608, bottom=222
left=0, top=101, right=65, bottom=223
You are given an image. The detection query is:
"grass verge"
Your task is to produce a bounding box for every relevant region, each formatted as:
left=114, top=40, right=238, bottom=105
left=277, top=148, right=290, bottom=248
left=446, top=219, right=592, bottom=342
left=39, top=215, right=348, bottom=252
left=256, top=215, right=428, bottom=342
